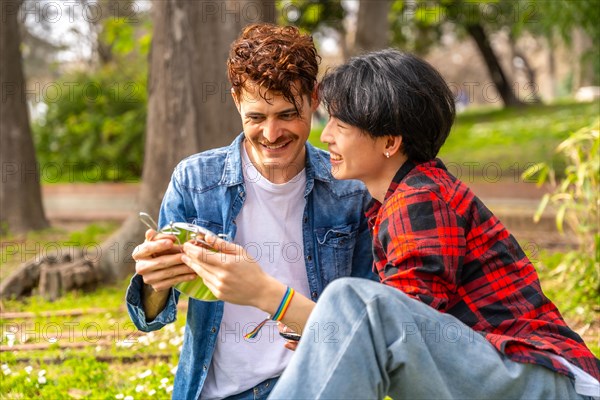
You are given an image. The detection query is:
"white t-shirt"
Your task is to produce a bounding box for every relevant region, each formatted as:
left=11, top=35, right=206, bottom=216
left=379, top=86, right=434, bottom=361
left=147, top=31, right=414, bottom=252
left=201, top=145, right=311, bottom=399
left=552, top=355, right=600, bottom=399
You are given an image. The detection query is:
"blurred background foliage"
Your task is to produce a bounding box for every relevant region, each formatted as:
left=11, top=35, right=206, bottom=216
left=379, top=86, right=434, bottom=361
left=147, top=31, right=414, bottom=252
left=25, top=0, right=600, bottom=182
left=31, top=11, right=150, bottom=182
left=522, top=119, right=599, bottom=312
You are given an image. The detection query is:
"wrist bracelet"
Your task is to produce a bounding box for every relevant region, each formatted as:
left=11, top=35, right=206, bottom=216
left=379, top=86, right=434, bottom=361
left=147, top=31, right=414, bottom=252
left=245, top=287, right=295, bottom=339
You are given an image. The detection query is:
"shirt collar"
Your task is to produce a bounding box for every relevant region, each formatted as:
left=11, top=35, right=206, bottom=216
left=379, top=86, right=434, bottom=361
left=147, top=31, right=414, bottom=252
left=365, top=159, right=417, bottom=226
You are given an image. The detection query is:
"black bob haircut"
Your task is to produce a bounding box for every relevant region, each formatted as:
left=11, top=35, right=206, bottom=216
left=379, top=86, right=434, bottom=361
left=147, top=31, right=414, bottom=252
left=319, top=49, right=456, bottom=162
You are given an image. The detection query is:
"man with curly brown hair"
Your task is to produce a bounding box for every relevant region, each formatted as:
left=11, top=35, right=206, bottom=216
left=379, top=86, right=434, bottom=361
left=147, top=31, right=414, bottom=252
left=126, top=24, right=374, bottom=400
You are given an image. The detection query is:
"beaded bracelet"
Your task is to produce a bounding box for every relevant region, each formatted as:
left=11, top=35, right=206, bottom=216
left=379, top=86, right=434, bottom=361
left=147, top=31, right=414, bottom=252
left=245, top=287, right=295, bottom=339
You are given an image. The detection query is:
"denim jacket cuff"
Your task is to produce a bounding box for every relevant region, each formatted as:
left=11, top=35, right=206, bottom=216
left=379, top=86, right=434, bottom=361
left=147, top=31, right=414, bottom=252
left=126, top=274, right=178, bottom=331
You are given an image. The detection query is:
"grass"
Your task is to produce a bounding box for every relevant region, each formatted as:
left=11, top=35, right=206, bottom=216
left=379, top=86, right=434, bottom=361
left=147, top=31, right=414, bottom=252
left=1, top=275, right=188, bottom=398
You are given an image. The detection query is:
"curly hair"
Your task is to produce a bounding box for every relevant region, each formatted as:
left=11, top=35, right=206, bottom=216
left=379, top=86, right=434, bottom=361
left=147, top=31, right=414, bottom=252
left=227, top=23, right=320, bottom=112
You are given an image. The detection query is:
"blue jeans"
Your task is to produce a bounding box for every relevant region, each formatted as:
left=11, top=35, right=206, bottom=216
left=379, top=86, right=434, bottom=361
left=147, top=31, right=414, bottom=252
left=225, top=377, right=278, bottom=400
left=269, top=278, right=585, bottom=400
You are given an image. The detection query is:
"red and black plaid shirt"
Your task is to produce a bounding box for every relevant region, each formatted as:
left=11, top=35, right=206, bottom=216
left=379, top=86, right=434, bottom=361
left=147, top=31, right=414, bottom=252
left=366, top=159, right=600, bottom=380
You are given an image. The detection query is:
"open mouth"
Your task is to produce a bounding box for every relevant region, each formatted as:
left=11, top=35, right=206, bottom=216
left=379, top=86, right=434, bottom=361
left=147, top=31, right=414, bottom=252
left=260, top=140, right=291, bottom=150
left=330, top=151, right=343, bottom=162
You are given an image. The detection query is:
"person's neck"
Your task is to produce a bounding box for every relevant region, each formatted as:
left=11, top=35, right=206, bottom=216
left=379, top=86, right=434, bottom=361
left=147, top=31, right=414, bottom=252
left=364, top=156, right=408, bottom=203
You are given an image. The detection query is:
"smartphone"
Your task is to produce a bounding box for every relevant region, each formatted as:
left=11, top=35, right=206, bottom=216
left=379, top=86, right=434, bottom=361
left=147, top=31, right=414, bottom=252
left=279, top=331, right=301, bottom=341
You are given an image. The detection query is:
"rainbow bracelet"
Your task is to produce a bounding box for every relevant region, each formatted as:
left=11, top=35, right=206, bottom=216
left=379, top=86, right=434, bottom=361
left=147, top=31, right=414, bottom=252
left=245, top=287, right=295, bottom=339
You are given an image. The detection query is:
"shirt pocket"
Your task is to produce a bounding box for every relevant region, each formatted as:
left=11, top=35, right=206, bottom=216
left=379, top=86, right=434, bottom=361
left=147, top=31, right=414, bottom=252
left=315, top=223, right=359, bottom=285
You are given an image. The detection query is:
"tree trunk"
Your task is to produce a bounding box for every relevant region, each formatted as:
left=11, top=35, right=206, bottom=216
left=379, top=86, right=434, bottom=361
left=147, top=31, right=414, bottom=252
left=0, top=0, right=49, bottom=235
left=97, top=0, right=257, bottom=282
left=508, top=34, right=542, bottom=104
left=353, top=0, right=391, bottom=55
left=260, top=0, right=276, bottom=24
left=465, top=23, right=523, bottom=108
left=548, top=36, right=557, bottom=100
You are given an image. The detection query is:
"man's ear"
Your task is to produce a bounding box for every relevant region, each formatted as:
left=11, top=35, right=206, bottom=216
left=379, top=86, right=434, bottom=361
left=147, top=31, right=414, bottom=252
left=231, top=88, right=241, bottom=114
left=385, top=135, right=403, bottom=156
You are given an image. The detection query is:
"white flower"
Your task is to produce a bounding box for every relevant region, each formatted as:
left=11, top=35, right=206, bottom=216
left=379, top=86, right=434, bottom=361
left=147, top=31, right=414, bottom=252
left=2, top=367, right=11, bottom=376
left=170, top=366, right=177, bottom=375
left=135, top=385, right=144, bottom=393
left=38, top=376, right=47, bottom=384
left=4, top=332, right=15, bottom=340
left=115, top=394, right=124, bottom=399
left=166, top=385, right=173, bottom=393
left=48, top=337, right=58, bottom=344
left=38, top=369, right=47, bottom=376
left=24, top=365, right=33, bottom=375
left=116, top=340, right=134, bottom=348
left=5, top=333, right=15, bottom=348
left=160, top=378, right=169, bottom=385
left=138, top=369, right=152, bottom=379
left=158, top=342, right=167, bottom=350
left=124, top=396, right=134, bottom=400
left=148, top=389, right=156, bottom=396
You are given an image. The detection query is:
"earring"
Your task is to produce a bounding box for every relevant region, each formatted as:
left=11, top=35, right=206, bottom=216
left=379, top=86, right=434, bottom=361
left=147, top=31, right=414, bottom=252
left=385, top=152, right=390, bottom=159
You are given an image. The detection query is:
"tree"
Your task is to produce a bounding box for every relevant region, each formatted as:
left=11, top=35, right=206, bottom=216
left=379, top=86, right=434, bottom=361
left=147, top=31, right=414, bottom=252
left=353, top=0, right=392, bottom=55
left=0, top=0, right=49, bottom=235
left=0, top=0, right=276, bottom=299
left=463, top=22, right=523, bottom=107
left=389, top=0, right=525, bottom=107
left=97, top=0, right=267, bottom=282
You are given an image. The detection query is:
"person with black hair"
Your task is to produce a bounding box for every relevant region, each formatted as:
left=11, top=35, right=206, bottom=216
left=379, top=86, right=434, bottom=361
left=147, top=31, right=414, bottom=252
left=188, top=49, right=599, bottom=399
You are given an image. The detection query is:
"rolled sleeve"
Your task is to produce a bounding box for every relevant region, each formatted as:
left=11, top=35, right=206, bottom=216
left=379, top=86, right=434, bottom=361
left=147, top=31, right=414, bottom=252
left=125, top=274, right=179, bottom=332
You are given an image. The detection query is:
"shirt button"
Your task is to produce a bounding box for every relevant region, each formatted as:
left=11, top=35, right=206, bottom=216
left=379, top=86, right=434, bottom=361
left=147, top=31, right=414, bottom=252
left=311, top=291, right=318, bottom=299
left=307, top=255, right=312, bottom=261
left=211, top=327, right=216, bottom=333
left=203, top=365, right=207, bottom=371
left=303, top=216, right=308, bottom=223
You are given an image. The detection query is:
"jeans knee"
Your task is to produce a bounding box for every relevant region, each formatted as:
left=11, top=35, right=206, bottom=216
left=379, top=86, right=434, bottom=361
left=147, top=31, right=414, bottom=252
left=321, top=277, right=381, bottom=304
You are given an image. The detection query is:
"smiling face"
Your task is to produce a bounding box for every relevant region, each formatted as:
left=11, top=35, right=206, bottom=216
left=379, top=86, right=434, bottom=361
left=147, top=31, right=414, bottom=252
left=320, top=117, right=388, bottom=181
left=233, top=83, right=317, bottom=184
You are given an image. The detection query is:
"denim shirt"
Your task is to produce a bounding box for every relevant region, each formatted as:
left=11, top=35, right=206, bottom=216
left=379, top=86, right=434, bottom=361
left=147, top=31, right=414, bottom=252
left=126, top=133, right=375, bottom=400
